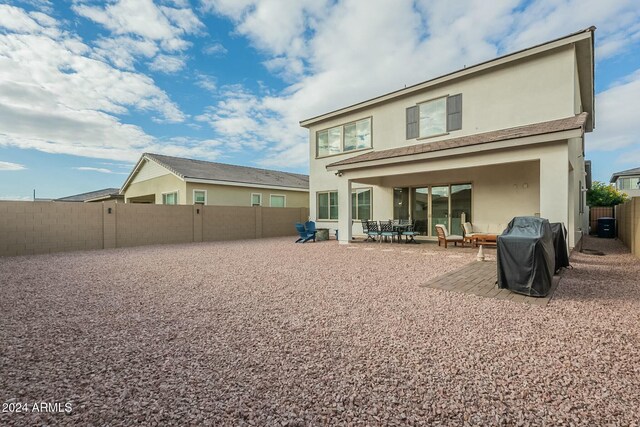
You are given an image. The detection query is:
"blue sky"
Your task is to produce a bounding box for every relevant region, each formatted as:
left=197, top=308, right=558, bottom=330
left=1, top=0, right=639, bottom=200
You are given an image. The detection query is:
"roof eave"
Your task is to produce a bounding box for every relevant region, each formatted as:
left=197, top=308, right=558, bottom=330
left=326, top=128, right=583, bottom=172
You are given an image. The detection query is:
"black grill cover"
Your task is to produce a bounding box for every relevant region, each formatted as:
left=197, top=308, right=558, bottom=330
left=497, top=217, right=555, bottom=297
left=550, top=223, right=570, bottom=273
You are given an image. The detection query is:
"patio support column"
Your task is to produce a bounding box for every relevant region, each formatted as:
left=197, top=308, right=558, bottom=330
left=337, top=177, right=352, bottom=244
left=539, top=147, right=569, bottom=241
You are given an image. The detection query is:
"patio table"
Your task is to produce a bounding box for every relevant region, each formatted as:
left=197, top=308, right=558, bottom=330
left=472, top=233, right=498, bottom=248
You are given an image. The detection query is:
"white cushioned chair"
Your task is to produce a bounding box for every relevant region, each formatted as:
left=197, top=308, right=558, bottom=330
left=435, top=224, right=464, bottom=248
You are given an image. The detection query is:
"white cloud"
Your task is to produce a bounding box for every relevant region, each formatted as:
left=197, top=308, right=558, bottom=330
left=0, top=6, right=219, bottom=163
left=195, top=73, right=217, bottom=92
left=73, top=0, right=203, bottom=74
left=587, top=69, right=640, bottom=152
left=199, top=0, right=640, bottom=169
left=0, top=161, right=26, bottom=171
left=93, top=36, right=159, bottom=70
left=148, top=54, right=186, bottom=73
left=74, top=166, right=126, bottom=174
left=202, top=42, right=227, bottom=56
left=0, top=195, right=33, bottom=201
left=73, top=0, right=202, bottom=46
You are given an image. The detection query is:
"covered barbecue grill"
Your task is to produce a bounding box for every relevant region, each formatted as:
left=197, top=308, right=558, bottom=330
left=497, top=217, right=555, bottom=297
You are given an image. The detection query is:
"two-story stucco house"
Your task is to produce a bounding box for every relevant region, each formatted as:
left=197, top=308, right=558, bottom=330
left=610, top=167, right=640, bottom=198
left=301, top=28, right=595, bottom=249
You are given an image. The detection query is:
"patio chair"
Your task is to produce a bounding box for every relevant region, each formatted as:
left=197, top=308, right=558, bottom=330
left=362, top=220, right=375, bottom=241
left=435, top=224, right=464, bottom=248
left=295, top=223, right=316, bottom=243
left=402, top=221, right=420, bottom=244
left=463, top=222, right=480, bottom=245
left=366, top=220, right=380, bottom=241
left=379, top=221, right=396, bottom=243
left=305, top=220, right=317, bottom=235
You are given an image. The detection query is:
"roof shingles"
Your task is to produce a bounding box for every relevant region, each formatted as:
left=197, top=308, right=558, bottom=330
left=145, top=153, right=309, bottom=189
left=328, top=113, right=588, bottom=168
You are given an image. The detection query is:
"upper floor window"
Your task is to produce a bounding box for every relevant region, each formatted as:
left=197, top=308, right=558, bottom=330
left=406, top=94, right=462, bottom=139
left=317, top=117, right=371, bottom=157
left=618, top=177, right=640, bottom=190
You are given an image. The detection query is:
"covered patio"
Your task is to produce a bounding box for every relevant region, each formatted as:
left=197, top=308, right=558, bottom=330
left=326, top=115, right=588, bottom=248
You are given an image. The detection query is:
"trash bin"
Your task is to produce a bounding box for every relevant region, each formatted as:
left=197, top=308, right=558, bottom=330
left=597, top=217, right=616, bottom=238
left=497, top=217, right=555, bottom=297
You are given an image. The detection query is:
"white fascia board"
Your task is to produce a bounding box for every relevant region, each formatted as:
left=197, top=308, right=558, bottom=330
left=184, top=177, right=309, bottom=192
left=301, top=32, right=592, bottom=128
left=120, top=154, right=184, bottom=193
left=326, top=128, right=583, bottom=172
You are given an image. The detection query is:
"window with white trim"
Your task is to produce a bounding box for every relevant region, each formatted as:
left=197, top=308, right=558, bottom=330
left=317, top=117, right=371, bottom=157
left=162, top=192, right=178, bottom=205
left=193, top=190, right=206, bottom=205
left=270, top=194, right=286, bottom=208
left=251, top=193, right=262, bottom=206
left=317, top=191, right=338, bottom=220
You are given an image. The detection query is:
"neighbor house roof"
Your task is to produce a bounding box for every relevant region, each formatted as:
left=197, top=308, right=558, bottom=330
left=300, top=27, right=595, bottom=132
left=121, top=153, right=309, bottom=193
left=610, top=167, right=640, bottom=183
left=327, top=113, right=588, bottom=170
left=56, top=188, right=124, bottom=202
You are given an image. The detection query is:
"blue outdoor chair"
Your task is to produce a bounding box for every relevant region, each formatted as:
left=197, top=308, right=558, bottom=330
left=295, top=222, right=316, bottom=243
left=305, top=221, right=317, bottom=235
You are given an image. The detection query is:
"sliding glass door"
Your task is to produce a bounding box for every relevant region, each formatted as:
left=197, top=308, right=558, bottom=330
left=411, top=187, right=429, bottom=236
left=393, top=183, right=472, bottom=237
left=450, top=184, right=472, bottom=235
left=430, top=186, right=449, bottom=236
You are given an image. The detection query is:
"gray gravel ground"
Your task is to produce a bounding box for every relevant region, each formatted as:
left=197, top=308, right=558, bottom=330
left=1, top=235, right=639, bottom=426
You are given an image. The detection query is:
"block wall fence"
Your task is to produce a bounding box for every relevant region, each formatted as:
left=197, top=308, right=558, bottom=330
left=616, top=197, right=640, bottom=259
left=0, top=201, right=309, bottom=257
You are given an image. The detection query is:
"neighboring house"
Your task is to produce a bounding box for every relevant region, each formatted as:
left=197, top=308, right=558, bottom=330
left=121, top=153, right=309, bottom=208
left=610, top=167, right=640, bottom=198
left=301, top=27, right=595, bottom=249
left=56, top=188, right=124, bottom=203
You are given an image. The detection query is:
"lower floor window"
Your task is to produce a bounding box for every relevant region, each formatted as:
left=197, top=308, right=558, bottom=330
left=194, top=190, right=206, bottom=204
left=270, top=194, right=286, bottom=207
left=317, top=191, right=338, bottom=220
left=251, top=193, right=262, bottom=206
left=162, top=192, right=177, bottom=205
left=351, top=188, right=371, bottom=220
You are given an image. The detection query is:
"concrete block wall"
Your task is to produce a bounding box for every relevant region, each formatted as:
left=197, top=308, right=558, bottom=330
left=0, top=201, right=310, bottom=257
left=0, top=201, right=103, bottom=256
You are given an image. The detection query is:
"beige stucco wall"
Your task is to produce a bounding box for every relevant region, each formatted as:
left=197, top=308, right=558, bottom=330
left=307, top=45, right=577, bottom=187
left=125, top=173, right=186, bottom=204
left=184, top=182, right=309, bottom=208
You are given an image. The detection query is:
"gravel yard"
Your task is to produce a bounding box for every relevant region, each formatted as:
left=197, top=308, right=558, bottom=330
left=1, top=236, right=639, bottom=426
